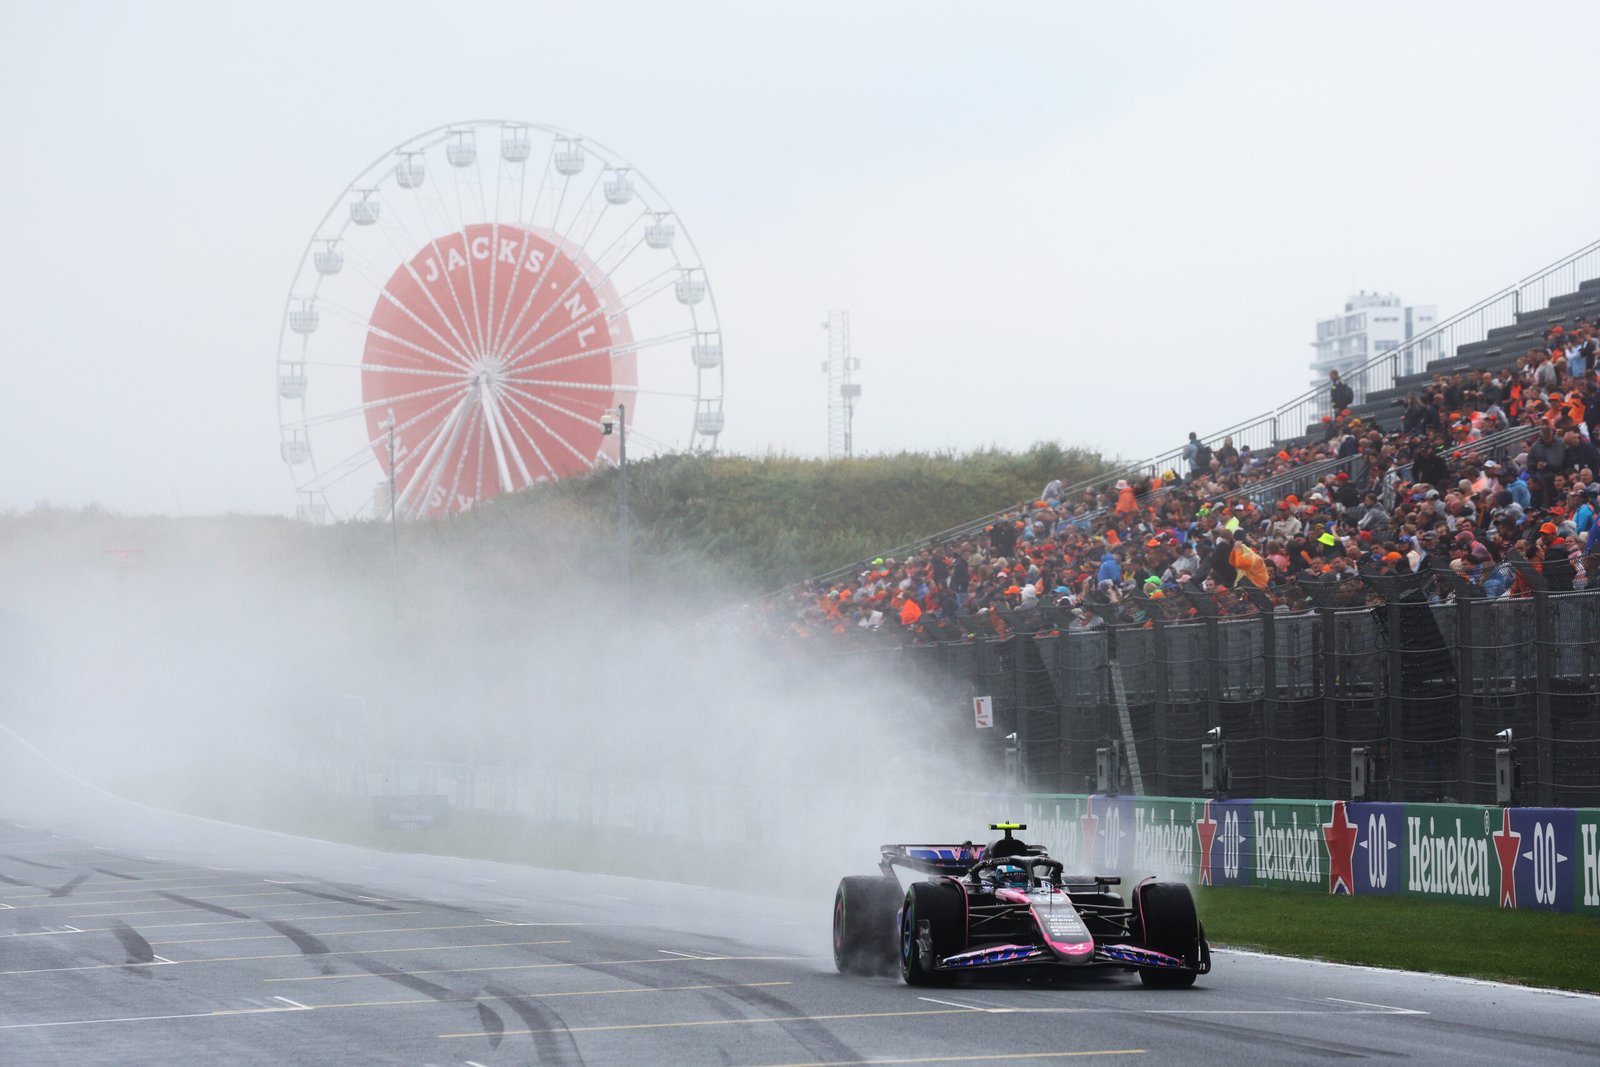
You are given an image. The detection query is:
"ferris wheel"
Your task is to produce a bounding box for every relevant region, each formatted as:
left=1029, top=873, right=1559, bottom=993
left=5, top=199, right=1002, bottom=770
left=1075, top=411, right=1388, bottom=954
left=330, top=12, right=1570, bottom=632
left=275, top=119, right=724, bottom=522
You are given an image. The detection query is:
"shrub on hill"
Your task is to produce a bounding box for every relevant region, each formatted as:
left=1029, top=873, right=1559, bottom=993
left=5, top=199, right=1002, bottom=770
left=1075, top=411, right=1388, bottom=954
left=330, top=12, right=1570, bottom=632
left=497, top=442, right=1113, bottom=589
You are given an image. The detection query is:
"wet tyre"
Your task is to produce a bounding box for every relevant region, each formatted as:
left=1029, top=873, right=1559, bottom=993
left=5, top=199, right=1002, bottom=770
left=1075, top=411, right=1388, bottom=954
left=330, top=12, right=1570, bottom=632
left=900, top=881, right=964, bottom=986
left=1134, top=880, right=1199, bottom=989
left=833, top=875, right=901, bottom=974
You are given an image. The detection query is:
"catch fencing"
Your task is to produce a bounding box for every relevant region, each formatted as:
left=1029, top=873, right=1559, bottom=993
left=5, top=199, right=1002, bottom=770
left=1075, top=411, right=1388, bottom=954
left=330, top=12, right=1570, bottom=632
left=807, top=577, right=1600, bottom=809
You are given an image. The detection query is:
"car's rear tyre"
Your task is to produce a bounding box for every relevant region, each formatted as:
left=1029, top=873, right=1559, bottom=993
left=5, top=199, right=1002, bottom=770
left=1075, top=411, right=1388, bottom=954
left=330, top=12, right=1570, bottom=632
left=1134, top=880, right=1199, bottom=989
left=833, top=876, right=901, bottom=975
left=900, top=881, right=963, bottom=986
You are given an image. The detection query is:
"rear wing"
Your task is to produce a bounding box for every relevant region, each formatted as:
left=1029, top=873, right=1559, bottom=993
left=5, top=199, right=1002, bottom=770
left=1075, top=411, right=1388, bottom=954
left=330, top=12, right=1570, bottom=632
left=879, top=843, right=1123, bottom=886
left=878, top=843, right=987, bottom=877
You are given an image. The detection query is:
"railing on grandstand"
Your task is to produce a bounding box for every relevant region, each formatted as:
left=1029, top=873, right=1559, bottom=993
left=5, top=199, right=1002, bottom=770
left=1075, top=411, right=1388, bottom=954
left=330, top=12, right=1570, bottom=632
left=1118, top=237, right=1600, bottom=480
left=1101, top=421, right=1535, bottom=524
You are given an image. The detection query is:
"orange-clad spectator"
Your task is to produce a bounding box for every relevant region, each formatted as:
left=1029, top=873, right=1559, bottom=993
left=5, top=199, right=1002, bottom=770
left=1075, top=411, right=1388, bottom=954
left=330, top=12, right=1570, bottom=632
left=1229, top=540, right=1269, bottom=589
left=1114, top=479, right=1138, bottom=515
left=899, top=597, right=923, bottom=625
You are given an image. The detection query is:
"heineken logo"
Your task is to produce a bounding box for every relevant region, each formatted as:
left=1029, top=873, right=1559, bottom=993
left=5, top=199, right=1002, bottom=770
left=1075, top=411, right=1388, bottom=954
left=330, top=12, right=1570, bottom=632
left=1407, top=816, right=1489, bottom=898
left=1254, top=809, right=1321, bottom=884
left=1133, top=808, right=1194, bottom=878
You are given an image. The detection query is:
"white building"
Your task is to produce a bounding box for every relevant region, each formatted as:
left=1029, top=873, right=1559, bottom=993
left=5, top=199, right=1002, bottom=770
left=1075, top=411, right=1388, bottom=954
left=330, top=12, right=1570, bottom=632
left=1310, top=291, right=1438, bottom=388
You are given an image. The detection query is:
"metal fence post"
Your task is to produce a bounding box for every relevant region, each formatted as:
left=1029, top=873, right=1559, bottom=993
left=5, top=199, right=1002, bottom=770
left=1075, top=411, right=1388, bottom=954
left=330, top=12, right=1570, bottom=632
left=1205, top=615, right=1222, bottom=740
left=1261, top=607, right=1278, bottom=789
left=1384, top=597, right=1406, bottom=803
left=1151, top=618, right=1171, bottom=797
left=1533, top=589, right=1555, bottom=806
left=1455, top=596, right=1476, bottom=804
left=1317, top=606, right=1339, bottom=800
left=1005, top=633, right=1031, bottom=791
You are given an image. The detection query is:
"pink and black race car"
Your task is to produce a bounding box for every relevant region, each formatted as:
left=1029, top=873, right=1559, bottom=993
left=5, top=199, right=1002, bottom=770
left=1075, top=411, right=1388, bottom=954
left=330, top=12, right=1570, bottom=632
left=833, top=823, right=1210, bottom=989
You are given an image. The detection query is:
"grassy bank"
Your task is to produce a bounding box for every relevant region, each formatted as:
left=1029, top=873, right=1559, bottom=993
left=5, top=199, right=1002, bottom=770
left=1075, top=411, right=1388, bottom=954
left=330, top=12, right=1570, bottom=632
left=510, top=442, right=1112, bottom=588
left=1197, top=884, right=1600, bottom=994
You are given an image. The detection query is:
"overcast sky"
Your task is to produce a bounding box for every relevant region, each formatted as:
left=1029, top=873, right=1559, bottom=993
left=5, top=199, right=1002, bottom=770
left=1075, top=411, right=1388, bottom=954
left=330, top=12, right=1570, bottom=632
left=6, top=1, right=1600, bottom=516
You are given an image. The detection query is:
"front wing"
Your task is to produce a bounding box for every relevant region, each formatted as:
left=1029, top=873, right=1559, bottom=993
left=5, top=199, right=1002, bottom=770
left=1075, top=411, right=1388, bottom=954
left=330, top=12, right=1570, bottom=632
left=935, top=938, right=1209, bottom=974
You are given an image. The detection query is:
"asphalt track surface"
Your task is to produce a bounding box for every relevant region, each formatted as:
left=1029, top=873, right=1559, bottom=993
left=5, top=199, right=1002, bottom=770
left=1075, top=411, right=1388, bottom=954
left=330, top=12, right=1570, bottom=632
left=3, top=741, right=1598, bottom=1065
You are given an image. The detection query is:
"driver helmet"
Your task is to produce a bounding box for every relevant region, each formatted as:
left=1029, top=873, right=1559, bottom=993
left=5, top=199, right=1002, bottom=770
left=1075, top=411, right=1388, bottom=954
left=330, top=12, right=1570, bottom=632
left=993, top=863, right=1029, bottom=888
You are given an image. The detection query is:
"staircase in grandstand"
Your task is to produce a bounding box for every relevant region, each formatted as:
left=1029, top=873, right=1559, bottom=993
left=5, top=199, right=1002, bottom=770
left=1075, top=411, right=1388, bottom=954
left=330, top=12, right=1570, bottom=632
left=775, top=238, right=1600, bottom=596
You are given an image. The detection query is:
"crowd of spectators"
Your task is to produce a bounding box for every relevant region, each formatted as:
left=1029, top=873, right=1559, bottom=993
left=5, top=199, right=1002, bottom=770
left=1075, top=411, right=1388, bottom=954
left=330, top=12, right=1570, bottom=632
left=764, top=320, right=1600, bottom=640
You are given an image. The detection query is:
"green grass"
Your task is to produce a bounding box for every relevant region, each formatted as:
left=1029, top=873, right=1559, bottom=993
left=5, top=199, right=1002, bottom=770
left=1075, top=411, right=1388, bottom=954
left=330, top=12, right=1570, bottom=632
left=1197, top=884, right=1600, bottom=994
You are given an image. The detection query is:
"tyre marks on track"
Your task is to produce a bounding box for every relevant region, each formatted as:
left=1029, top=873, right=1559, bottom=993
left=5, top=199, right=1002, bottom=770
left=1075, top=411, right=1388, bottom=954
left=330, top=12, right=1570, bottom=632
left=109, top=920, right=158, bottom=973
left=474, top=999, right=507, bottom=1050
left=262, top=920, right=337, bottom=975
left=46, top=873, right=89, bottom=898
left=277, top=885, right=399, bottom=911
left=156, top=891, right=252, bottom=919
left=702, top=973, right=863, bottom=1067
left=485, top=982, right=588, bottom=1066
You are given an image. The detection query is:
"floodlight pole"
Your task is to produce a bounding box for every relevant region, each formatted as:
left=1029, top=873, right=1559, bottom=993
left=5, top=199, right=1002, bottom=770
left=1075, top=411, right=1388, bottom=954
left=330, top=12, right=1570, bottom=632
left=602, top=404, right=631, bottom=616
left=619, top=402, right=630, bottom=616
left=384, top=408, right=399, bottom=607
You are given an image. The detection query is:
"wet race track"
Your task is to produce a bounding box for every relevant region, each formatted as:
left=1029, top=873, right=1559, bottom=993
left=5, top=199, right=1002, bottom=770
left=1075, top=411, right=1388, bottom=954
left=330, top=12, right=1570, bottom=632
left=2, top=762, right=1598, bottom=1065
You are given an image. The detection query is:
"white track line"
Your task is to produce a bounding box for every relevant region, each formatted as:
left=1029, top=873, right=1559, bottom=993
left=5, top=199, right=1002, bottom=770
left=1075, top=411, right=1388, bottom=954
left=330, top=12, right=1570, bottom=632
left=1324, top=997, right=1428, bottom=1015
left=917, top=996, right=1016, bottom=1014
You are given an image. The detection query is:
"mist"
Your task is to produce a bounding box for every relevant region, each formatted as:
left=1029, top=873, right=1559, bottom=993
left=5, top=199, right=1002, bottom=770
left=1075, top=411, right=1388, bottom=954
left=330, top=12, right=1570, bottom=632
left=0, top=505, right=1002, bottom=902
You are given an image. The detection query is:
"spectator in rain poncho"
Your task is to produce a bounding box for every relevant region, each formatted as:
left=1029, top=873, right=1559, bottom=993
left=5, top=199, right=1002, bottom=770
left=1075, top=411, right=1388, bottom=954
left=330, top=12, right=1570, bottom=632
left=1229, top=539, right=1270, bottom=589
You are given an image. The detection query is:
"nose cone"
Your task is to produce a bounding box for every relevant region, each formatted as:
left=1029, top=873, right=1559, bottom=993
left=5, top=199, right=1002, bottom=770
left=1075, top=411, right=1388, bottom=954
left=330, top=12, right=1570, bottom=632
left=1032, top=893, right=1095, bottom=962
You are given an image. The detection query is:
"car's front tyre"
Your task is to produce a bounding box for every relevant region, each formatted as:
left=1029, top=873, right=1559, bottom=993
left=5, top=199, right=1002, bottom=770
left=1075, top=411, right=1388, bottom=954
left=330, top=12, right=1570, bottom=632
left=1134, top=880, right=1200, bottom=989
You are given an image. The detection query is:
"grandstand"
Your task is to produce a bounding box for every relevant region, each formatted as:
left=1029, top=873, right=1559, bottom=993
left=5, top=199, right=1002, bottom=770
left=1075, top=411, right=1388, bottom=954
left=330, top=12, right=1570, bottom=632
left=1323, top=273, right=1600, bottom=435
left=748, top=240, right=1600, bottom=809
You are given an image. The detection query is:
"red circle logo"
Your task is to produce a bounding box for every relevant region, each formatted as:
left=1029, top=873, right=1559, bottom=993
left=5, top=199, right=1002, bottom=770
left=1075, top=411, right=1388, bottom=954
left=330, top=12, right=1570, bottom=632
left=361, top=223, right=633, bottom=516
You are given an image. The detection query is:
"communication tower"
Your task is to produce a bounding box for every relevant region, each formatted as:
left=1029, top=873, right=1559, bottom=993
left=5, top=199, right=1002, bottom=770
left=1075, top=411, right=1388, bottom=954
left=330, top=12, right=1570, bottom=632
left=822, top=310, right=861, bottom=458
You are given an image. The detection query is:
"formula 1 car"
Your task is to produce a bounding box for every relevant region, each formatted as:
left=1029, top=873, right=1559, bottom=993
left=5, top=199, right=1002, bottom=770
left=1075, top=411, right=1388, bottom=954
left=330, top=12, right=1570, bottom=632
left=832, top=823, right=1210, bottom=988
